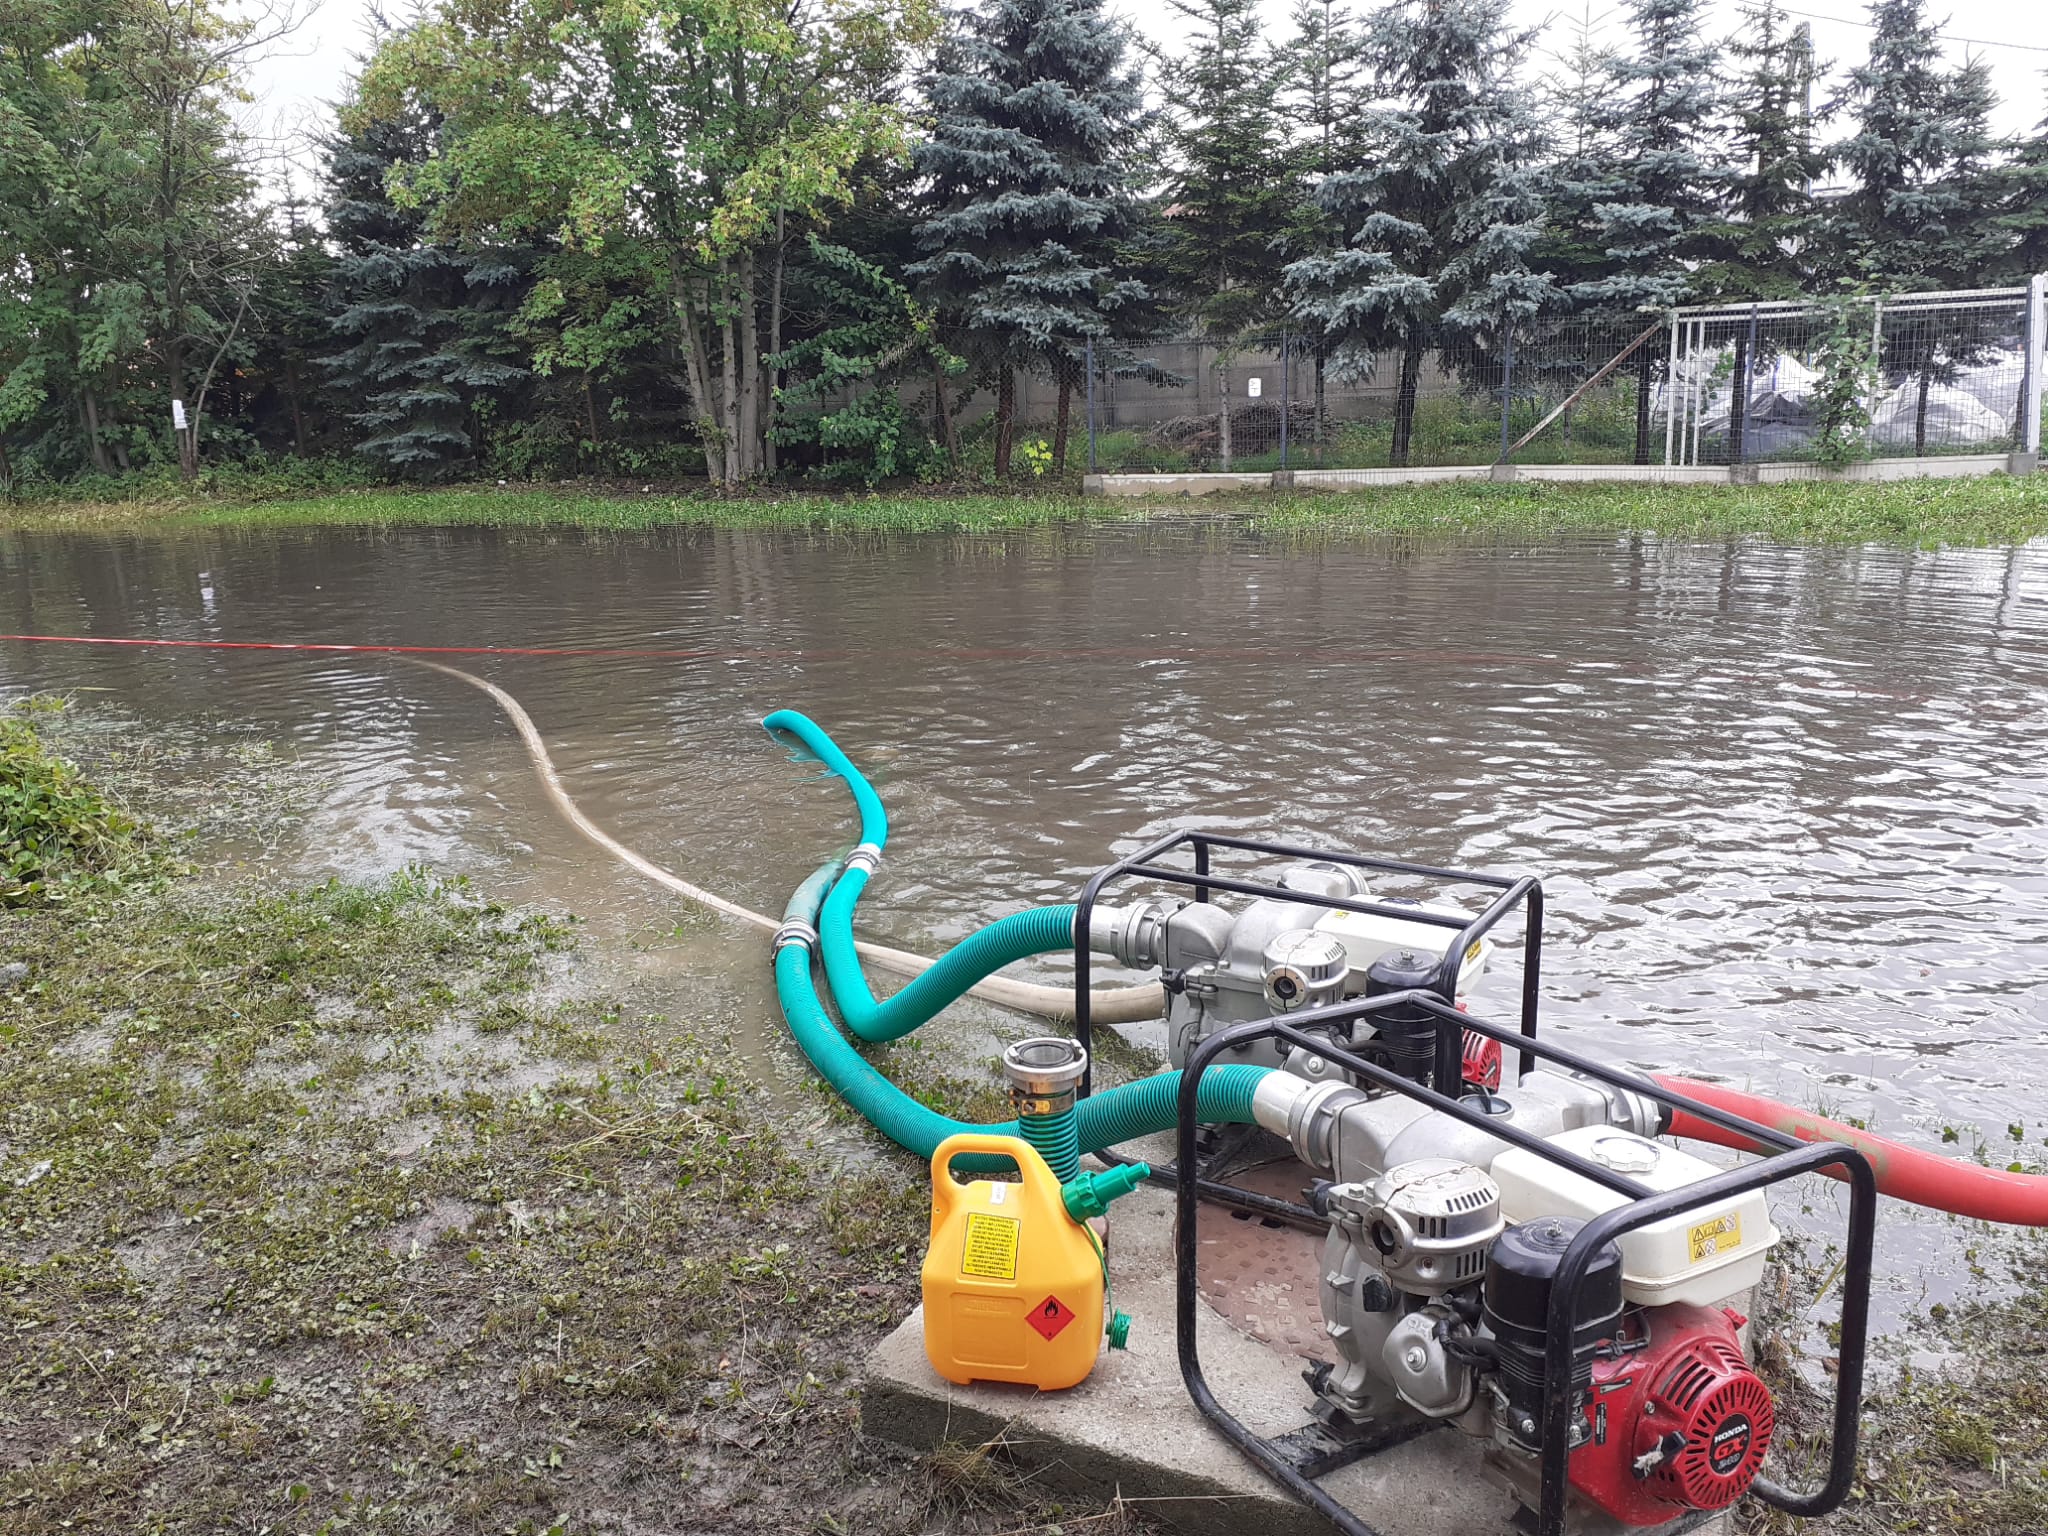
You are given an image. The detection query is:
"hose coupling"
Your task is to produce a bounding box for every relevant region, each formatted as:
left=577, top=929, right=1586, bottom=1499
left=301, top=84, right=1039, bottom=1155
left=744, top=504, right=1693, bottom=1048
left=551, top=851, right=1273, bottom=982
left=1003, top=1037, right=1088, bottom=1119
left=843, top=842, right=884, bottom=877
left=772, top=918, right=819, bottom=954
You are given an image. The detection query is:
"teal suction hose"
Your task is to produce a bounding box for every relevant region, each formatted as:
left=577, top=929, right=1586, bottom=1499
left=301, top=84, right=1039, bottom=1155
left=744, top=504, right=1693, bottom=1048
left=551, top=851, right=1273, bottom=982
left=763, top=708, right=1081, bottom=1042
left=771, top=862, right=1269, bottom=1171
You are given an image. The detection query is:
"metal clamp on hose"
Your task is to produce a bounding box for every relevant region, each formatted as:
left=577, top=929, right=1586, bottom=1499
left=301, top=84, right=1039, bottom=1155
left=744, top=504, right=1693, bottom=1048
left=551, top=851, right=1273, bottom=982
left=844, top=842, right=884, bottom=877
left=773, top=918, right=819, bottom=953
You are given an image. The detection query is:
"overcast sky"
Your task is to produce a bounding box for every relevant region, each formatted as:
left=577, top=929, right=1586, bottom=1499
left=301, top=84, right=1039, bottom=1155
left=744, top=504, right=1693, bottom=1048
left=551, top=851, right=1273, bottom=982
left=244, top=0, right=2046, bottom=197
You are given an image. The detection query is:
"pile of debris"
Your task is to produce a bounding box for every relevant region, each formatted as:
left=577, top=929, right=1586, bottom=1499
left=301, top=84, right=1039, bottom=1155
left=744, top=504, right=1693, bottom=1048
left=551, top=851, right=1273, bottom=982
left=1144, top=400, right=1331, bottom=463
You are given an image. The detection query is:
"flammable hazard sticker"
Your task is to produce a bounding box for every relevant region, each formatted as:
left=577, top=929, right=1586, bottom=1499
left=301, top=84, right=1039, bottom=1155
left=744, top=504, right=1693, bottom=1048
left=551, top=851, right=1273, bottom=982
left=1688, top=1212, right=1742, bottom=1263
left=961, top=1213, right=1019, bottom=1280
left=1028, top=1294, right=1077, bottom=1341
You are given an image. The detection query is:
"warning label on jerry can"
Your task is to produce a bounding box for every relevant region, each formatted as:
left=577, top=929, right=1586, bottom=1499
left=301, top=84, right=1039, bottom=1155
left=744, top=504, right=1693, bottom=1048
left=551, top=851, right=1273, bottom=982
left=961, top=1212, right=1019, bottom=1279
left=1027, top=1294, right=1076, bottom=1340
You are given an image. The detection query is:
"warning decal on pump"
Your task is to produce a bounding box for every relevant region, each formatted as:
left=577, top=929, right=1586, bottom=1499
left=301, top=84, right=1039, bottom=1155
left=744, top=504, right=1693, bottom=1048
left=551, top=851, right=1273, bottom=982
left=1688, top=1212, right=1741, bottom=1262
left=961, top=1213, right=1019, bottom=1279
left=1028, top=1294, right=1076, bottom=1340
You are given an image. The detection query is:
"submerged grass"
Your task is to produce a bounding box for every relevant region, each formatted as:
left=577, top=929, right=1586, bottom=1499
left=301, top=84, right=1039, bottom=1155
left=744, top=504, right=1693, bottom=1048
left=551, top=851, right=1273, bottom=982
left=0, top=710, right=1129, bottom=1536
left=7, top=473, right=2048, bottom=546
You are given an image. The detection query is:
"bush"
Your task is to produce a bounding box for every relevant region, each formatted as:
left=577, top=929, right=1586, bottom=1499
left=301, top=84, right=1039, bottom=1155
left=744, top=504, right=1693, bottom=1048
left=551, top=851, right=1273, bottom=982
left=0, top=701, right=156, bottom=906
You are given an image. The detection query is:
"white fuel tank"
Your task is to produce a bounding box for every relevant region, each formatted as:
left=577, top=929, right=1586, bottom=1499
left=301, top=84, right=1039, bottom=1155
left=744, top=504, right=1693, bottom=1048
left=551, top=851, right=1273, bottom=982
left=1488, top=1126, right=1778, bottom=1307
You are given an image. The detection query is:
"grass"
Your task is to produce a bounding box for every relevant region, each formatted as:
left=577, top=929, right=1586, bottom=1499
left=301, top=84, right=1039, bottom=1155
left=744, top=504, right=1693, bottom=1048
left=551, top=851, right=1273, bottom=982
left=0, top=708, right=1135, bottom=1536
left=6, top=470, right=2048, bottom=547
left=1741, top=1225, right=2048, bottom=1535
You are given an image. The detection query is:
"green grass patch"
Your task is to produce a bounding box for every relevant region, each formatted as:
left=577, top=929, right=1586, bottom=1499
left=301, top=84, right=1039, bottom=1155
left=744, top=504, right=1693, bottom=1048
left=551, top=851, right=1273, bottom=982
left=0, top=717, right=1125, bottom=1536
left=8, top=472, right=2048, bottom=547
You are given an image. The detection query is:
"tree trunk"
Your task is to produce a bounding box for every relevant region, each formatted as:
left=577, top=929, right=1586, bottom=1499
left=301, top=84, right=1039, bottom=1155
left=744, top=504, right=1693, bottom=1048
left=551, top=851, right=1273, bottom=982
left=1218, top=368, right=1232, bottom=472
left=81, top=389, right=111, bottom=475
left=1729, top=328, right=1750, bottom=466
left=673, top=268, right=724, bottom=484
left=1053, top=367, right=1073, bottom=475
left=719, top=260, right=741, bottom=488
left=995, top=368, right=1016, bottom=478
left=583, top=371, right=601, bottom=446
left=1633, top=345, right=1654, bottom=465
left=765, top=212, right=786, bottom=476
left=0, top=437, right=11, bottom=496
left=1914, top=366, right=1931, bottom=456
left=737, top=247, right=760, bottom=478
left=1392, top=342, right=1423, bottom=469
left=1314, top=347, right=1327, bottom=457
left=286, top=356, right=307, bottom=456
left=933, top=362, right=959, bottom=468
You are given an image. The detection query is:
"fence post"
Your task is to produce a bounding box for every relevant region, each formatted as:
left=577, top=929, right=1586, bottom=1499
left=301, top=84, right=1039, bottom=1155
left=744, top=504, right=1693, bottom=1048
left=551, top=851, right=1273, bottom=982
left=1279, top=333, right=1290, bottom=471
left=1497, top=321, right=1517, bottom=464
left=1663, top=313, right=1680, bottom=465
left=1086, top=336, right=1097, bottom=475
left=2023, top=274, right=2045, bottom=470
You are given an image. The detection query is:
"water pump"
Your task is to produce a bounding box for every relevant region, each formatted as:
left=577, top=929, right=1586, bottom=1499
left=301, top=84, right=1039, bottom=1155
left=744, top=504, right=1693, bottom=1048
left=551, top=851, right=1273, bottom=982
left=1066, top=830, right=1869, bottom=1536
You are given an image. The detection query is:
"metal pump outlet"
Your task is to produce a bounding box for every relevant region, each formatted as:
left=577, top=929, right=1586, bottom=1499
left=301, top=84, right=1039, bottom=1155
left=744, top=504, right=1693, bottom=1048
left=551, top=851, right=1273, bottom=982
left=1086, top=860, right=1493, bottom=1075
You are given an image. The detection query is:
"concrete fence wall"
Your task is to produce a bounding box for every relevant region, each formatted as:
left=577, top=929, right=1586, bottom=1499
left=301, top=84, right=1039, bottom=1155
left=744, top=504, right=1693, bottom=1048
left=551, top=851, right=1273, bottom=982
left=1082, top=451, right=2042, bottom=497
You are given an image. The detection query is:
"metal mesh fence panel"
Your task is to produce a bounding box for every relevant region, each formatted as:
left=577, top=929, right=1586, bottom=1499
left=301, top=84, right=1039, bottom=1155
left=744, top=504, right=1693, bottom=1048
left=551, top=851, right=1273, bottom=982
left=1657, top=291, right=2036, bottom=467
left=1060, top=284, right=2043, bottom=474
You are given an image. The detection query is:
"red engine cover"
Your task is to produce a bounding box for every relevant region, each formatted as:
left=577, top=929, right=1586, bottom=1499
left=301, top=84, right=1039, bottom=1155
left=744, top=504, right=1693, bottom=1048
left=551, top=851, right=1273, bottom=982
left=1570, top=1303, right=1775, bottom=1527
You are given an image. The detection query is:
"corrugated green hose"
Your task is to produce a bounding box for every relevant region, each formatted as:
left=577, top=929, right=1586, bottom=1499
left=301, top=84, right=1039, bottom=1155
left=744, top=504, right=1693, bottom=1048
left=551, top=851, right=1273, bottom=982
left=763, top=707, right=1083, bottom=1042
left=772, top=862, right=1267, bottom=1173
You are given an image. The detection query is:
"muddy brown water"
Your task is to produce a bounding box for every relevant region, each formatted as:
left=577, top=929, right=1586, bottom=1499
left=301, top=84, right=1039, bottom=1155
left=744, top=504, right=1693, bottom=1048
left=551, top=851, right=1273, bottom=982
left=5, top=520, right=2047, bottom=1301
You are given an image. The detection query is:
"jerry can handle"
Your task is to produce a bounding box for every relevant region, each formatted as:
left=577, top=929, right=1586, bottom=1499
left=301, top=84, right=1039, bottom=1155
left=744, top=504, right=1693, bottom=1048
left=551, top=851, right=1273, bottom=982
left=929, top=1133, right=1051, bottom=1214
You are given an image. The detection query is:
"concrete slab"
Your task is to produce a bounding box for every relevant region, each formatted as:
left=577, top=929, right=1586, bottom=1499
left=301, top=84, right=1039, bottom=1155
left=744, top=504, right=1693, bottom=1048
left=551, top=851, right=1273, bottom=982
left=866, top=1183, right=1533, bottom=1536
left=1094, top=472, right=1275, bottom=497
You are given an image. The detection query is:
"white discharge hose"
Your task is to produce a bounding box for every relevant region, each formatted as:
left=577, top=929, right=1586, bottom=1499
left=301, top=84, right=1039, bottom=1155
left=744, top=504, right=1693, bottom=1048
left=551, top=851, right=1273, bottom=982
left=415, top=659, right=1166, bottom=1026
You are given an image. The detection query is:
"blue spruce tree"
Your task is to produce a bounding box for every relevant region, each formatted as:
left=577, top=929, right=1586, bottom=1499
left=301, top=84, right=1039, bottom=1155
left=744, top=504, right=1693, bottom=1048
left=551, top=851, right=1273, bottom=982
left=1829, top=0, right=2004, bottom=452
left=322, top=94, right=527, bottom=476
left=1570, top=0, right=1734, bottom=463
left=1998, top=94, right=2048, bottom=282
left=1283, top=0, right=1555, bottom=468
left=909, top=0, right=1146, bottom=476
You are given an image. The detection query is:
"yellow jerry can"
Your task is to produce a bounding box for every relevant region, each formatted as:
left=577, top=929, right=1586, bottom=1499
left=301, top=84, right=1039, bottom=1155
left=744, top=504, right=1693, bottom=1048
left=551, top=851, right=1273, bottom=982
left=921, top=1132, right=1106, bottom=1390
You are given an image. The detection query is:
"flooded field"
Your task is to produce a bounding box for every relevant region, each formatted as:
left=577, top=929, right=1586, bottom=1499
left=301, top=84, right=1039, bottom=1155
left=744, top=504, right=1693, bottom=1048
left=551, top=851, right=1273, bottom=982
left=4, top=520, right=2045, bottom=1181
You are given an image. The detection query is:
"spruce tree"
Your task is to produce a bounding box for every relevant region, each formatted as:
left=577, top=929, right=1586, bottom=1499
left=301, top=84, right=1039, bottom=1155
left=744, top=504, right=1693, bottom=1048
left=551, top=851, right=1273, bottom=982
left=322, top=98, right=527, bottom=475
left=1721, top=3, right=1823, bottom=297
left=1278, top=0, right=1370, bottom=447
left=1994, top=93, right=2048, bottom=283
left=1152, top=0, right=1301, bottom=467
left=1282, top=0, right=1555, bottom=468
left=1154, top=0, right=1299, bottom=339
left=908, top=0, right=1146, bottom=477
left=1571, top=0, right=1734, bottom=462
left=1829, top=0, right=2004, bottom=451
left=1829, top=0, right=2001, bottom=290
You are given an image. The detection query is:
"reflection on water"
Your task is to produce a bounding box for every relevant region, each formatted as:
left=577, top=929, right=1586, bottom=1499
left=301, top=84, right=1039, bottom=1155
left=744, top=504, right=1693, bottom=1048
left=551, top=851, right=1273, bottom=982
left=4, top=521, right=2046, bottom=1163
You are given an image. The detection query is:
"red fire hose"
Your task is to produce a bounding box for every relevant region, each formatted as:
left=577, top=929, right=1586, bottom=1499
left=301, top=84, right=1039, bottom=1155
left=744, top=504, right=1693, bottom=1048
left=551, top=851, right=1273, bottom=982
left=1655, top=1074, right=2048, bottom=1226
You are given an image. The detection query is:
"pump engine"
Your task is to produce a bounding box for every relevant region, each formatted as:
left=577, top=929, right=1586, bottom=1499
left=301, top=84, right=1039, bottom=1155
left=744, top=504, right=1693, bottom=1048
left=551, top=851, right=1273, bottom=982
left=1262, top=1068, right=1782, bottom=1531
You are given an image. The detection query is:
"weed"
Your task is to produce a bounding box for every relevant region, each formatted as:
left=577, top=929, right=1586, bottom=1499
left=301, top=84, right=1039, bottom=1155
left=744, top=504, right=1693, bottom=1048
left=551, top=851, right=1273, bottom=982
left=0, top=698, right=161, bottom=906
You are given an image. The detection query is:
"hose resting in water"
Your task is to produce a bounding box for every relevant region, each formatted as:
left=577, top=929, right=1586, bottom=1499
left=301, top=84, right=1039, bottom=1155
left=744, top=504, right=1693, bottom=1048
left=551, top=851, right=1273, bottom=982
left=775, top=861, right=1266, bottom=1171
left=1658, top=1074, right=2048, bottom=1227
left=415, top=660, right=1160, bottom=1025
left=761, top=706, right=1163, bottom=1029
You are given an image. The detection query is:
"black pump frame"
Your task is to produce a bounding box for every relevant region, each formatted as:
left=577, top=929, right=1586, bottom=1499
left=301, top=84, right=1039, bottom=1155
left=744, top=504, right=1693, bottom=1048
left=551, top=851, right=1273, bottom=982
left=1173, top=996, right=1876, bottom=1536
left=1072, top=830, right=1545, bottom=1223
